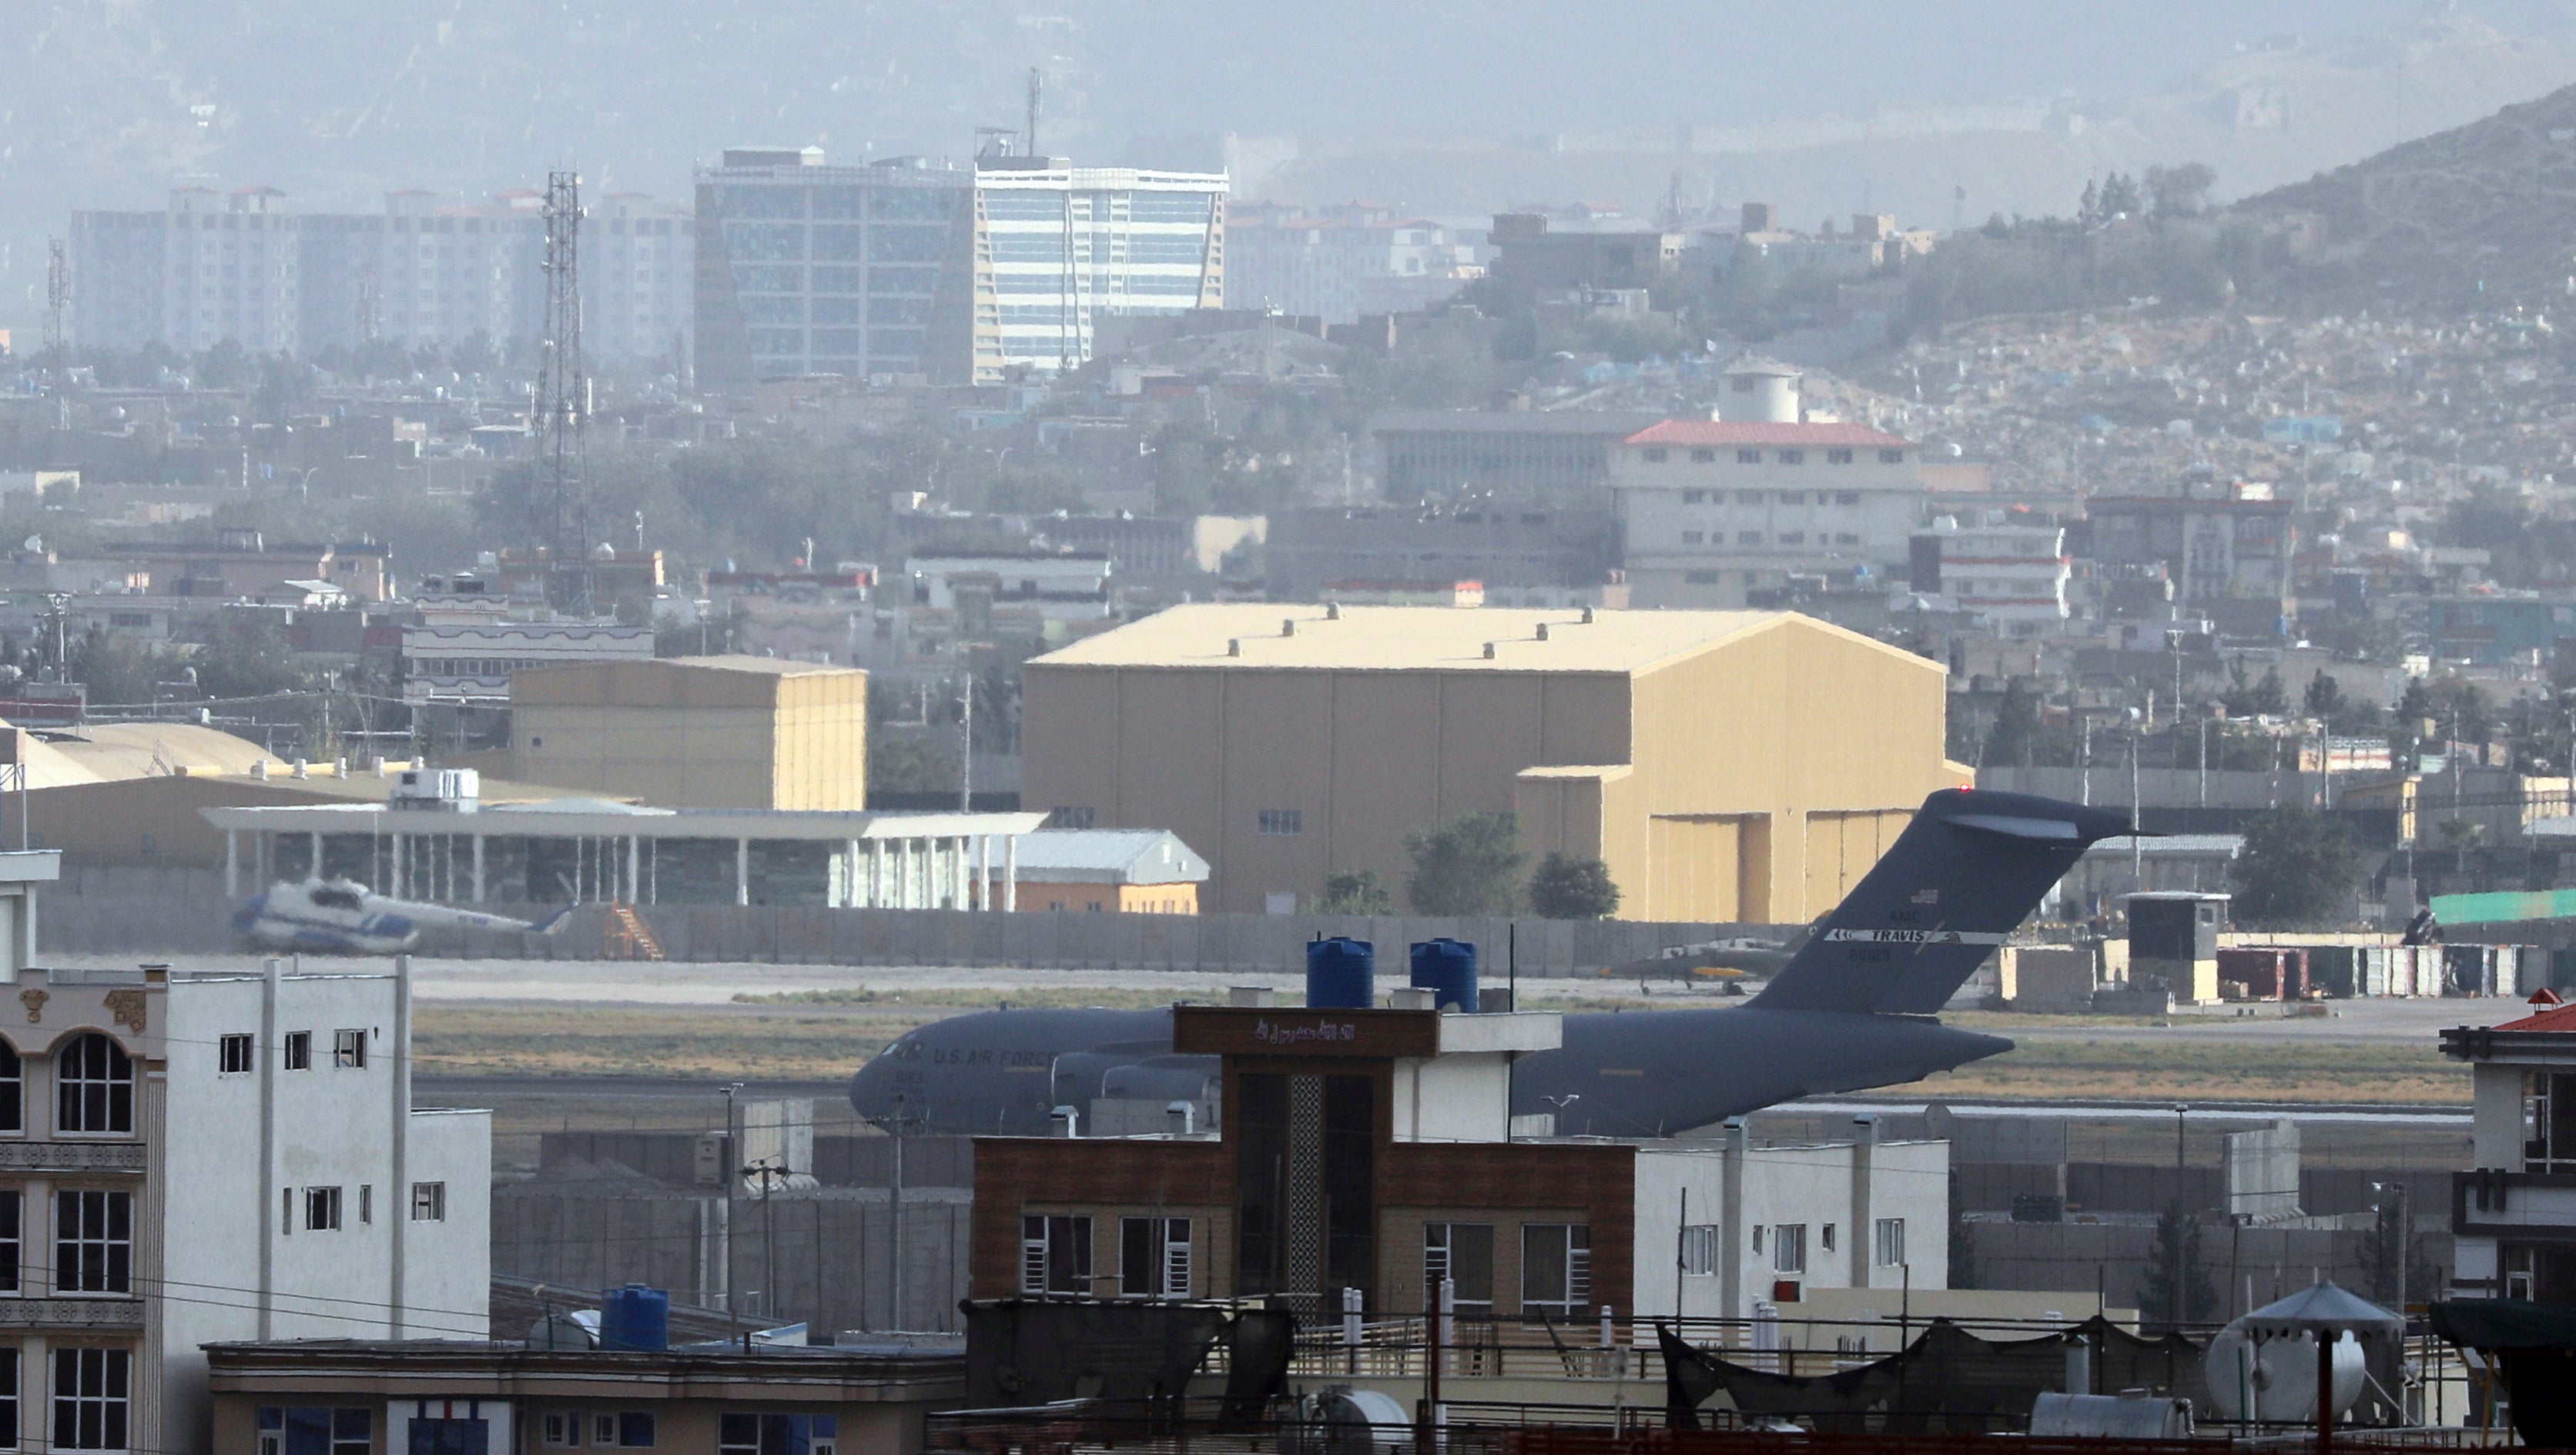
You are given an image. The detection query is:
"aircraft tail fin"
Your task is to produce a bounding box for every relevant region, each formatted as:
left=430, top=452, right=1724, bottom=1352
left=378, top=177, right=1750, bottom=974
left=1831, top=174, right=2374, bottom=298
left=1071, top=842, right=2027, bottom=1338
left=1747, top=788, right=2130, bottom=1015
left=529, top=904, right=578, bottom=935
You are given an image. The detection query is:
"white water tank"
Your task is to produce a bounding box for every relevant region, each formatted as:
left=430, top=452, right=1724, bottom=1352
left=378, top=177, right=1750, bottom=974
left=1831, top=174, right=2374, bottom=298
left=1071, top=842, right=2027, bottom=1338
left=1717, top=358, right=1802, bottom=424
left=2203, top=1319, right=2365, bottom=1423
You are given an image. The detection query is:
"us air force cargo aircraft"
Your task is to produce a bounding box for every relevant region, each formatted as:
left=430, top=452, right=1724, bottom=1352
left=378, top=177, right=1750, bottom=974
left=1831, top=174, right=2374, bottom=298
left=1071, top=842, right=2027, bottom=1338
left=848, top=788, right=2127, bottom=1137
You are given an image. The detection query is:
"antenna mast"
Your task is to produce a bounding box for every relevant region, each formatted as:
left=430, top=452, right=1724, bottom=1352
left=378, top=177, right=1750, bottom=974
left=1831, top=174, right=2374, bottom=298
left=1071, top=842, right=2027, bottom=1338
left=537, top=170, right=592, bottom=615
left=1024, top=67, right=1043, bottom=158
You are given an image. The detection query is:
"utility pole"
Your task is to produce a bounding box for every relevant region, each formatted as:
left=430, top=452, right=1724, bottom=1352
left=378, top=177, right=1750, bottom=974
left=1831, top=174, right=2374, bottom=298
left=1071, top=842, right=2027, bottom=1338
left=957, top=670, right=974, bottom=813
left=536, top=171, right=592, bottom=616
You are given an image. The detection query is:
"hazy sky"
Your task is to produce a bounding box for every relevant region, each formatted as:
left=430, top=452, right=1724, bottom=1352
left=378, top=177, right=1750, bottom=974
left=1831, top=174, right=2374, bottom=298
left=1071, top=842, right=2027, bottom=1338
left=1051, top=0, right=2527, bottom=136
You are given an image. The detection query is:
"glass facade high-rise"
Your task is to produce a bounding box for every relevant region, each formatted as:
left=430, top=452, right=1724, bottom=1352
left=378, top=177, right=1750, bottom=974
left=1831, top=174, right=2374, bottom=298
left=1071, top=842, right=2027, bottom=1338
left=970, top=159, right=1227, bottom=383
left=692, top=148, right=976, bottom=390
left=692, top=147, right=1228, bottom=389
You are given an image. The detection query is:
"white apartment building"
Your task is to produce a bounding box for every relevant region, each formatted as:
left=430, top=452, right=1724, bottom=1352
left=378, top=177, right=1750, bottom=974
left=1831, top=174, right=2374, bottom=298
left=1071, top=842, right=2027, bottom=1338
left=971, top=158, right=1227, bottom=382
left=2444, top=1000, right=2576, bottom=1302
left=1224, top=205, right=1478, bottom=325
left=1611, top=360, right=1926, bottom=608
left=0, top=934, right=487, bottom=1455
left=400, top=621, right=655, bottom=704
left=1908, top=515, right=2073, bottom=636
left=1633, top=1118, right=1948, bottom=1326
left=69, top=187, right=691, bottom=365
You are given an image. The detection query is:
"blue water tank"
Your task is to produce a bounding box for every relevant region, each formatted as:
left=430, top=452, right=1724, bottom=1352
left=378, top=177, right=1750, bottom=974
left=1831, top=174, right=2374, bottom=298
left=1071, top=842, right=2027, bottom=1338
left=599, top=1284, right=670, bottom=1351
left=1306, top=937, right=1375, bottom=1008
left=1410, top=939, right=1479, bottom=1012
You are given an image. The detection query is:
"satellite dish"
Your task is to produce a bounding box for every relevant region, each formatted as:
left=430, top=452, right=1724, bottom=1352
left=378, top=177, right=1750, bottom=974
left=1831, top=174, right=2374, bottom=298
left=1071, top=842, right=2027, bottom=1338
left=1922, top=1101, right=1956, bottom=1139
left=21, top=537, right=39, bottom=553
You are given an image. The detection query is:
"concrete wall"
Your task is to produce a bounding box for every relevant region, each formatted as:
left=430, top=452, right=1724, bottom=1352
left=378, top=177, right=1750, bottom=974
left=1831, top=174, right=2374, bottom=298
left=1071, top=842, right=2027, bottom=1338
left=491, top=1185, right=973, bottom=1333
left=33, top=869, right=1758, bottom=974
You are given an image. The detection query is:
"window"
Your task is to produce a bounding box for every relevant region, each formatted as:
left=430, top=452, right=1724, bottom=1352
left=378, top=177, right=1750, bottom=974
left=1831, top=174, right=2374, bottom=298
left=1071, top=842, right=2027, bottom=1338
left=1773, top=1223, right=1807, bottom=1275
left=51, top=1348, right=126, bottom=1452
left=541, top=1413, right=579, bottom=1447
left=1875, top=1218, right=1907, bottom=1268
left=257, top=1407, right=367, bottom=1455
left=360, top=1186, right=373, bottom=1225
left=1779, top=531, right=1804, bottom=545
left=219, top=1034, right=254, bottom=1075
left=1777, top=450, right=1805, bottom=465
left=1821, top=1223, right=1837, bottom=1252
left=411, top=1182, right=447, bottom=1222
left=1880, top=449, right=1904, bottom=464
left=1735, top=490, right=1764, bottom=503
left=1047, top=807, right=1096, bottom=830
left=1827, top=448, right=1854, bottom=464
left=1836, top=533, right=1861, bottom=546
left=1737, top=531, right=1763, bottom=545
left=1680, top=1224, right=1720, bottom=1277
left=1684, top=570, right=1721, bottom=585
left=55, top=1037, right=132, bottom=1136
left=283, top=1031, right=312, bottom=1071
left=1680, top=531, right=1703, bottom=545
left=1120, top=1216, right=1191, bottom=1299
left=1681, top=489, right=1706, bottom=504
left=1689, top=448, right=1716, bottom=464
left=594, top=1413, right=655, bottom=1447
left=1778, top=491, right=1806, bottom=505
left=1735, top=449, right=1761, bottom=464
left=1640, top=447, right=1668, bottom=464
left=332, top=1030, right=366, bottom=1069
left=719, top=1415, right=835, bottom=1455
left=304, top=1186, right=342, bottom=1232
left=1835, top=491, right=1861, bottom=506
left=1423, top=1222, right=1496, bottom=1310
left=0, top=1042, right=19, bottom=1132
left=0, top=1349, right=16, bottom=1449
left=56, top=1191, right=129, bottom=1294
left=1522, top=1223, right=1591, bottom=1313
left=1257, top=809, right=1303, bottom=836
left=1021, top=1214, right=1093, bottom=1294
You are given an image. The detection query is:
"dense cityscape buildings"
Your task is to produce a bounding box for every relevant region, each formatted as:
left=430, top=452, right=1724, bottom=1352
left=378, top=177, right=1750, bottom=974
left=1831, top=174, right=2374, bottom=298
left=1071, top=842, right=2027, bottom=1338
left=17, top=39, right=2576, bottom=1454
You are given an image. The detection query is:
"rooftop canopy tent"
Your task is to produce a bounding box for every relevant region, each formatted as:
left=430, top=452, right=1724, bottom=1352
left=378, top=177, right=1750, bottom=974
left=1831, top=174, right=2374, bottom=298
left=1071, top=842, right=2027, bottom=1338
left=2430, top=1298, right=2576, bottom=1447
left=2240, top=1282, right=2403, bottom=1455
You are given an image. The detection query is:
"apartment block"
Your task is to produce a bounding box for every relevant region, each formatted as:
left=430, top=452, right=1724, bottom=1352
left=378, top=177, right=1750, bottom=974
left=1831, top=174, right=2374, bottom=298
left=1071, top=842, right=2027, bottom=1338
left=69, top=186, right=692, bottom=365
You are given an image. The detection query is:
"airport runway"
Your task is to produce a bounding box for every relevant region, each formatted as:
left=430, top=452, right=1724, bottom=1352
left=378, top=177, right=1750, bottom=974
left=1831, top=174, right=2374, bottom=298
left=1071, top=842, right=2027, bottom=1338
left=55, top=953, right=2527, bottom=1044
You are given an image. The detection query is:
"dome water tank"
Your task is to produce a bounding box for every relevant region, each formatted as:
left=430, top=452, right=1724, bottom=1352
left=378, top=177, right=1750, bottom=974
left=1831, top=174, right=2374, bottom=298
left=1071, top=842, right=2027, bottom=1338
left=1409, top=939, right=1479, bottom=1011
left=1306, top=938, right=1375, bottom=1008
left=2202, top=1320, right=2363, bottom=1423
left=599, top=1284, right=670, bottom=1351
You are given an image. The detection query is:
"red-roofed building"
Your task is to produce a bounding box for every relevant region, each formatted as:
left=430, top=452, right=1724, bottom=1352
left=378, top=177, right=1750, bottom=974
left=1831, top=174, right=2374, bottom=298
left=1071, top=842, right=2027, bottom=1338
left=1609, top=359, right=1927, bottom=607
left=2440, top=998, right=2576, bottom=1299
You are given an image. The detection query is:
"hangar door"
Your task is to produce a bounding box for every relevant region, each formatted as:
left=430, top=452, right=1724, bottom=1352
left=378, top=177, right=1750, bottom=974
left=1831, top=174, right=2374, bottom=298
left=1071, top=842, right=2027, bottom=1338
left=1647, top=814, right=1766, bottom=923
left=1802, top=809, right=1914, bottom=919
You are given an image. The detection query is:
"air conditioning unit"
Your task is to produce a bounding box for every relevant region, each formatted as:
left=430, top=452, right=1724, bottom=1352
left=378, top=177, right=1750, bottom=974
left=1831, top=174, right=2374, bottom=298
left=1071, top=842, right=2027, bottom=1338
left=391, top=767, right=480, bottom=812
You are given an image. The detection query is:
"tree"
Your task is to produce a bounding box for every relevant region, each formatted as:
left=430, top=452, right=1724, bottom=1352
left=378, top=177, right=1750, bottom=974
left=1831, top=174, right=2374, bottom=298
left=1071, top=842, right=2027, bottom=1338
left=2303, top=672, right=2346, bottom=721
left=193, top=613, right=304, bottom=699
left=2137, top=1201, right=2216, bottom=1329
left=1529, top=853, right=1620, bottom=919
left=2143, top=163, right=2217, bottom=220
left=1318, top=870, right=1393, bottom=917
left=1403, top=813, right=1525, bottom=916
left=1985, top=677, right=2043, bottom=766
left=2233, top=803, right=2361, bottom=929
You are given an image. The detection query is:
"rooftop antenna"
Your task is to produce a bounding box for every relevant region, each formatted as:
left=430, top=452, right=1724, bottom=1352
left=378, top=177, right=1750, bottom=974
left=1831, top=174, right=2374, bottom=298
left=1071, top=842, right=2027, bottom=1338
left=537, top=169, right=592, bottom=616
left=1024, top=66, right=1043, bottom=159
left=44, top=239, right=68, bottom=432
